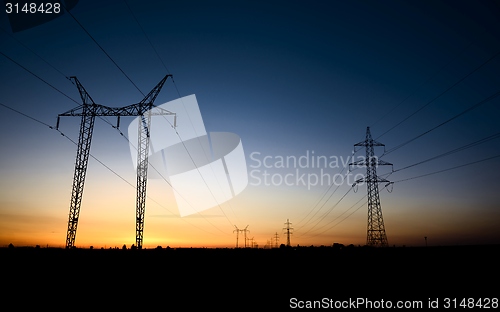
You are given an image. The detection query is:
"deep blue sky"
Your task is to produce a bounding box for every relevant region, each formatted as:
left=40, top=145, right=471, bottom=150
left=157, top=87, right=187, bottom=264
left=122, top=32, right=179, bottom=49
left=1, top=0, right=500, bottom=247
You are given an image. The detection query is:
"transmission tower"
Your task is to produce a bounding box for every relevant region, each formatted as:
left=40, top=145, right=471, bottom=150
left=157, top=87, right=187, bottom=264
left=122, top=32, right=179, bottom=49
left=233, top=225, right=240, bottom=248
left=283, top=219, right=293, bottom=247
left=350, top=127, right=393, bottom=247
left=58, top=75, right=175, bottom=249
left=248, top=237, right=254, bottom=248
left=241, top=225, right=250, bottom=248
left=273, top=232, right=279, bottom=248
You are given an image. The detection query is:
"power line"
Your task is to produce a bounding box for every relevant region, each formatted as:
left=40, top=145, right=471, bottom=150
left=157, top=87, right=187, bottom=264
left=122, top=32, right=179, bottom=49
left=61, top=2, right=145, bottom=96
left=0, top=101, right=159, bottom=208
left=3, top=23, right=233, bottom=236
left=0, top=51, right=79, bottom=105
left=2, top=3, right=238, bottom=240
left=297, top=128, right=392, bottom=242
left=383, top=89, right=500, bottom=156
left=393, top=154, right=500, bottom=183
left=295, top=147, right=361, bottom=230
left=305, top=171, right=394, bottom=238
left=371, top=30, right=488, bottom=128
left=108, top=118, right=229, bottom=234
left=122, top=0, right=170, bottom=74
left=121, top=0, right=186, bottom=104
left=295, top=29, right=500, bottom=240
left=120, top=2, right=238, bottom=227
left=376, top=49, right=500, bottom=141
left=296, top=186, right=353, bottom=237
left=392, top=131, right=500, bottom=173
left=294, top=167, right=347, bottom=229
left=0, top=102, right=54, bottom=128
left=1, top=47, right=120, bottom=130
left=311, top=184, right=390, bottom=239
left=4, top=10, right=233, bottom=234
left=60, top=126, right=223, bottom=237
left=115, top=99, right=238, bottom=229
left=306, top=190, right=368, bottom=237
left=171, top=124, right=236, bottom=228
left=1, top=33, right=121, bottom=129
left=0, top=101, right=222, bottom=237
left=0, top=26, right=71, bottom=81
left=311, top=152, right=500, bottom=236
left=307, top=196, right=366, bottom=238
left=6, top=10, right=228, bottom=232
left=5, top=0, right=237, bottom=235
left=1, top=37, right=143, bottom=181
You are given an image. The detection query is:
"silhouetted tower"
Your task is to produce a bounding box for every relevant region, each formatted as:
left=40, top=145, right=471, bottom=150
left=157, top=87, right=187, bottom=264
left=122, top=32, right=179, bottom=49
left=57, top=75, right=175, bottom=249
left=240, top=225, right=249, bottom=248
left=273, top=232, right=279, bottom=248
left=283, top=219, right=293, bottom=247
left=234, top=225, right=240, bottom=248
left=350, top=127, right=392, bottom=247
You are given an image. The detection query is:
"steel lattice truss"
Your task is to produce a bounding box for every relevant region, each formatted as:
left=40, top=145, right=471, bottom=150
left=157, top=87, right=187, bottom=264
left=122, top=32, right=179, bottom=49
left=350, top=127, right=393, bottom=247
left=58, top=75, right=174, bottom=249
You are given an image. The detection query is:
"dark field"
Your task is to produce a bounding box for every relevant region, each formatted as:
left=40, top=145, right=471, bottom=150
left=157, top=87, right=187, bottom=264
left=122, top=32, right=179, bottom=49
left=3, top=245, right=498, bottom=309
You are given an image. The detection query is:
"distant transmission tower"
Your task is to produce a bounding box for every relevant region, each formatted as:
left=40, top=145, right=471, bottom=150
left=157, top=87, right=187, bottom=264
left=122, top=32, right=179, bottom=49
left=57, top=75, right=175, bottom=249
left=273, top=232, right=279, bottom=248
left=241, top=225, right=250, bottom=248
left=283, top=219, right=293, bottom=247
left=350, top=127, right=393, bottom=247
left=234, top=225, right=240, bottom=248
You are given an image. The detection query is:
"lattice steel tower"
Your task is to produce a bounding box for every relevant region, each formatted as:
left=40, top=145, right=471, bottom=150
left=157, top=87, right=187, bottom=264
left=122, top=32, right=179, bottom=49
left=283, top=219, right=293, bottom=247
left=57, top=75, right=174, bottom=249
left=350, top=127, right=392, bottom=247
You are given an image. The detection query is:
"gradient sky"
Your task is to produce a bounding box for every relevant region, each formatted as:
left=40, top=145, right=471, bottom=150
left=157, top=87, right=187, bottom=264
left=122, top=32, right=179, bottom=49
left=1, top=0, right=499, bottom=248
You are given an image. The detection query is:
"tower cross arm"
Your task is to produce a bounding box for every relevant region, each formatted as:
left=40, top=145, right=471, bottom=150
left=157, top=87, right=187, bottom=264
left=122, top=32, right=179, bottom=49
left=374, top=176, right=391, bottom=183
left=58, top=104, right=130, bottom=117
left=354, top=139, right=385, bottom=147
left=349, top=156, right=393, bottom=170
left=140, top=74, right=173, bottom=105
left=354, top=126, right=385, bottom=146
left=111, top=103, right=175, bottom=117
left=61, top=74, right=174, bottom=117
left=58, top=103, right=175, bottom=118
left=58, top=105, right=85, bottom=117
left=377, top=159, right=393, bottom=167
left=112, top=74, right=175, bottom=117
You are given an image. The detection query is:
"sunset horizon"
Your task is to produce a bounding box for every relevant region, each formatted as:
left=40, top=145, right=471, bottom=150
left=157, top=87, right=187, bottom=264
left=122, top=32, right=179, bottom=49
left=1, top=0, right=500, bottom=253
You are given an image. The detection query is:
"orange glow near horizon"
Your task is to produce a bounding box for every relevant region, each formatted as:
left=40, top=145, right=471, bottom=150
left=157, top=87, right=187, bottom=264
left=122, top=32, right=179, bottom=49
left=1, top=159, right=499, bottom=249
left=2, top=194, right=500, bottom=249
